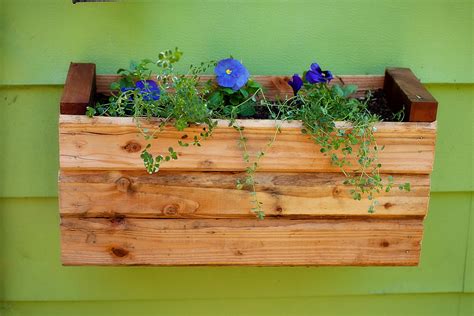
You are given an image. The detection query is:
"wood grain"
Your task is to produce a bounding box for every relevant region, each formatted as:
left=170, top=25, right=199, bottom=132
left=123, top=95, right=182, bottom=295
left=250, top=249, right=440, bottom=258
left=58, top=70, right=437, bottom=266
left=59, top=170, right=430, bottom=219
left=60, top=217, right=423, bottom=266
left=59, top=115, right=437, bottom=173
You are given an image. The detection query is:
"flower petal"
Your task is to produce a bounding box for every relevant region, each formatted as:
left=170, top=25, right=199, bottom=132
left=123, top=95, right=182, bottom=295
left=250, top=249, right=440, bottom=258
left=136, top=80, right=158, bottom=91
left=233, top=67, right=249, bottom=90
left=216, top=74, right=236, bottom=88
left=215, top=58, right=250, bottom=89
left=215, top=58, right=234, bottom=76
left=306, top=70, right=325, bottom=84
left=288, top=74, right=303, bottom=95
left=136, top=80, right=160, bottom=101
left=310, top=63, right=322, bottom=73
left=323, top=70, right=334, bottom=82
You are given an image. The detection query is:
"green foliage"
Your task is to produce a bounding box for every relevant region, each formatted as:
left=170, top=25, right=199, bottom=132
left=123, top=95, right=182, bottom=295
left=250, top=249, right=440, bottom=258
left=141, top=144, right=178, bottom=174
left=283, top=83, right=407, bottom=212
left=207, top=79, right=262, bottom=118
left=87, top=48, right=216, bottom=173
left=233, top=123, right=281, bottom=220
left=87, top=48, right=409, bottom=218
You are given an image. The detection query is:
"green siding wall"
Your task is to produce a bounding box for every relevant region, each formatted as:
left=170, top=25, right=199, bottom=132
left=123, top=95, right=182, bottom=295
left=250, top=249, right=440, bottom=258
left=1, top=0, right=473, bottom=315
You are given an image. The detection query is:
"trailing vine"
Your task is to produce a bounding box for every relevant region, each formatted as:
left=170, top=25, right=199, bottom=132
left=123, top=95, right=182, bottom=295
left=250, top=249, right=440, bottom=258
left=87, top=48, right=410, bottom=218
left=232, top=118, right=282, bottom=220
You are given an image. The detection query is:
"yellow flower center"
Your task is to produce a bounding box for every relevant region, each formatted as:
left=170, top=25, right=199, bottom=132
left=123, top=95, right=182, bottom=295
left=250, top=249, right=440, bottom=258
left=226, top=69, right=232, bottom=75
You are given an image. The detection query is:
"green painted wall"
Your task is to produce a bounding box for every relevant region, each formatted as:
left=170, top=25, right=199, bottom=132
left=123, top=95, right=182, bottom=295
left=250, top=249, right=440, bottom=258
left=1, top=0, right=473, bottom=315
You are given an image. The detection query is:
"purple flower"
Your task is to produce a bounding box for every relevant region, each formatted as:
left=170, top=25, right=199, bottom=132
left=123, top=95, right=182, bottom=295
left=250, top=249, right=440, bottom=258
left=215, top=58, right=250, bottom=91
left=323, top=70, right=333, bottom=82
left=288, top=74, right=303, bottom=95
left=121, top=80, right=160, bottom=101
left=305, top=63, right=333, bottom=84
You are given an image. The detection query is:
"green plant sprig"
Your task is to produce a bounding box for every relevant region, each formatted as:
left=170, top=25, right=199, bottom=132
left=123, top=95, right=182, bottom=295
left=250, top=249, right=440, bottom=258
left=233, top=123, right=281, bottom=220
left=228, top=89, right=284, bottom=219
left=87, top=48, right=410, bottom=218
left=288, top=83, right=410, bottom=212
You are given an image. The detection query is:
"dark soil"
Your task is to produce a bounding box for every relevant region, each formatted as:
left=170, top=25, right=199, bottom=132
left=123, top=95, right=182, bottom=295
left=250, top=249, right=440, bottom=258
left=252, top=105, right=272, bottom=120
left=95, top=89, right=397, bottom=121
left=361, top=89, right=395, bottom=121
left=240, top=89, right=395, bottom=121
left=96, top=93, right=111, bottom=104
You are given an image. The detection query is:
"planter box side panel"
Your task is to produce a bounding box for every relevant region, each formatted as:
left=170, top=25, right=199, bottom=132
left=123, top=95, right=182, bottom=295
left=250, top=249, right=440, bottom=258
left=384, top=68, right=438, bottom=122
left=60, top=63, right=96, bottom=115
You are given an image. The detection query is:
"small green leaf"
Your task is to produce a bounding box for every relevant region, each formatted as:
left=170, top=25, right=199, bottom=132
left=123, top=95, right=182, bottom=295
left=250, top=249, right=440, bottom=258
left=239, top=88, right=249, bottom=98
left=238, top=102, right=256, bottom=117
left=222, top=87, right=236, bottom=95
left=85, top=106, right=96, bottom=117
left=110, top=82, right=121, bottom=90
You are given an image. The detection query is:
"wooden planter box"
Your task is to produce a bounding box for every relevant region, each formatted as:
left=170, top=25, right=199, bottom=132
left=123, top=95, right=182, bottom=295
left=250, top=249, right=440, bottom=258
left=59, top=63, right=437, bottom=266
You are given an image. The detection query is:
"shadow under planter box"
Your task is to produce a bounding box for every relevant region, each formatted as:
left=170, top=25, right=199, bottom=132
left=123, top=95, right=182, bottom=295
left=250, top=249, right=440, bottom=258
left=58, top=63, right=438, bottom=266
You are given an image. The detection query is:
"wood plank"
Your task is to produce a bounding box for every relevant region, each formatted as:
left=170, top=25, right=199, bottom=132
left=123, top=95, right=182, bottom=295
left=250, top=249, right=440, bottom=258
left=60, top=63, right=96, bottom=115
left=384, top=68, right=438, bottom=122
left=60, top=217, right=423, bottom=266
left=59, top=170, right=430, bottom=219
left=95, top=74, right=385, bottom=99
left=59, top=115, right=437, bottom=174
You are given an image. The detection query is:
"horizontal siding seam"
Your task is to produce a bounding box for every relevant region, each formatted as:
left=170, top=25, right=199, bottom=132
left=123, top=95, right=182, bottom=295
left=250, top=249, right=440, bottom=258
left=2, top=292, right=473, bottom=303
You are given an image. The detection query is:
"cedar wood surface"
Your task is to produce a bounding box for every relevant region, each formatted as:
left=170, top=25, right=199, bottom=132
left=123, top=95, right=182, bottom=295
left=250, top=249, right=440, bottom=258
left=58, top=67, right=437, bottom=266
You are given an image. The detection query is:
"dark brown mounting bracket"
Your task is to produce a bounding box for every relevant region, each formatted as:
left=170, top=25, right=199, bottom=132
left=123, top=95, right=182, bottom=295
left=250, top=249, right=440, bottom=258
left=384, top=68, right=438, bottom=122
left=60, top=63, right=96, bottom=115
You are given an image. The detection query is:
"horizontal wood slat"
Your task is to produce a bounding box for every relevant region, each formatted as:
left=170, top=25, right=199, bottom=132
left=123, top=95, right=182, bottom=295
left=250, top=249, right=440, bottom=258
left=59, top=115, right=437, bottom=174
left=60, top=217, right=423, bottom=266
left=59, top=170, right=430, bottom=219
left=95, top=75, right=385, bottom=99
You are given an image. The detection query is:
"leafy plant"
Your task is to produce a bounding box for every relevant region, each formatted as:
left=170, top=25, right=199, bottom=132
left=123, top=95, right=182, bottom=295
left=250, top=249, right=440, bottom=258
left=87, top=48, right=217, bottom=173
left=87, top=49, right=409, bottom=218
left=283, top=64, right=410, bottom=212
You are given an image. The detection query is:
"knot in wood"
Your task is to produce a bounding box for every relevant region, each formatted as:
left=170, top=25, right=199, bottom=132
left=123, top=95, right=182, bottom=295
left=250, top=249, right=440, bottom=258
left=332, top=186, right=342, bottom=197
left=111, top=247, right=129, bottom=257
left=122, top=141, right=142, bottom=153
left=163, top=204, right=180, bottom=216
left=75, top=140, right=87, bottom=149
left=116, top=177, right=131, bottom=192
left=199, top=159, right=214, bottom=168
left=110, top=214, right=126, bottom=225
left=384, top=202, right=394, bottom=209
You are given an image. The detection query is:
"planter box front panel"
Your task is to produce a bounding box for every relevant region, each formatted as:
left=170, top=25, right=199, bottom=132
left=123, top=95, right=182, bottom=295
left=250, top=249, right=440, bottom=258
left=58, top=67, right=437, bottom=266
left=61, top=218, right=423, bottom=266
left=60, top=116, right=436, bottom=174
left=60, top=170, right=430, bottom=219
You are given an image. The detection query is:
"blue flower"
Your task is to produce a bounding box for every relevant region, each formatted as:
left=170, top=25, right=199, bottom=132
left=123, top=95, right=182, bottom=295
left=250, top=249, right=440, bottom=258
left=136, top=80, right=160, bottom=101
left=121, top=80, right=160, bottom=101
left=215, top=58, right=250, bottom=91
left=288, top=74, right=303, bottom=95
left=305, top=63, right=333, bottom=84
